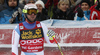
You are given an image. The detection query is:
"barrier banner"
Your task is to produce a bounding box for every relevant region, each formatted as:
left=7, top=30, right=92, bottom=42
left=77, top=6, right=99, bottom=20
left=1, top=27, right=100, bottom=44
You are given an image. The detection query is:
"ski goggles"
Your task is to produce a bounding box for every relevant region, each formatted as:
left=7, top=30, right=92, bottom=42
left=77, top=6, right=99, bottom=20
left=23, top=9, right=37, bottom=15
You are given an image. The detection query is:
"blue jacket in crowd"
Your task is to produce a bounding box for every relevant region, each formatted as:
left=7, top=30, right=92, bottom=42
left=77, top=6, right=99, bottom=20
left=0, top=0, right=25, bottom=24
left=74, top=10, right=90, bottom=21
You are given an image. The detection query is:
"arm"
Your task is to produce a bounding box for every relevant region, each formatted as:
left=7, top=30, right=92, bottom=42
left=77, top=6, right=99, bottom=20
left=12, top=25, right=20, bottom=55
left=90, top=10, right=98, bottom=20
left=41, top=22, right=54, bottom=44
left=0, top=16, right=11, bottom=24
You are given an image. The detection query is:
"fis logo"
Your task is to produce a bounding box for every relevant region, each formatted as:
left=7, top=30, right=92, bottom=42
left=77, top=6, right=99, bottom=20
left=37, top=24, right=41, bottom=27
left=20, top=26, right=24, bottom=29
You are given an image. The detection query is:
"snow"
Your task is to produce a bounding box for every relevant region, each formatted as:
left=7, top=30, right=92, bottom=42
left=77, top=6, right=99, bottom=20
left=41, top=19, right=100, bottom=28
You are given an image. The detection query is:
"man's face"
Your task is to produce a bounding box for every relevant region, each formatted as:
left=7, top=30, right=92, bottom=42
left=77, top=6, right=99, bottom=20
left=8, top=0, right=17, bottom=7
left=27, top=13, right=36, bottom=22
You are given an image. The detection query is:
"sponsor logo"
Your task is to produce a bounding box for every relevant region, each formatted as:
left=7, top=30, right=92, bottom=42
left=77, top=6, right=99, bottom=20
left=20, top=38, right=43, bottom=45
left=20, top=28, right=43, bottom=40
left=20, top=26, right=24, bottom=29
left=37, top=24, right=41, bottom=27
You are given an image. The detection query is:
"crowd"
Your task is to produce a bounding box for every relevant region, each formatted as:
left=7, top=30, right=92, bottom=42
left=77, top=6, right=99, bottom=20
left=0, top=0, right=100, bottom=24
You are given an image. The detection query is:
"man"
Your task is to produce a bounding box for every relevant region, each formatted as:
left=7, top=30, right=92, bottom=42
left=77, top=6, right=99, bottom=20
left=12, top=4, right=54, bottom=55
left=0, top=0, right=25, bottom=24
left=90, top=0, right=100, bottom=20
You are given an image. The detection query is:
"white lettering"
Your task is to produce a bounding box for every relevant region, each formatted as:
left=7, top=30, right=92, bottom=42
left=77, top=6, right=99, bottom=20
left=28, top=46, right=42, bottom=49
left=20, top=38, right=43, bottom=45
left=22, top=46, right=27, bottom=49
left=93, top=32, right=100, bottom=38
left=56, top=33, right=70, bottom=43
left=20, top=40, right=26, bottom=45
left=0, top=34, right=4, bottom=40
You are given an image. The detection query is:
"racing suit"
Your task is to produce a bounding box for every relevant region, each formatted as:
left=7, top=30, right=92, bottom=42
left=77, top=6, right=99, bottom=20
left=12, top=21, right=53, bottom=55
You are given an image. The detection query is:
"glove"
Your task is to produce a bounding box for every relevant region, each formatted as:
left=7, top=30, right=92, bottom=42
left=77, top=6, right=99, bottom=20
left=9, top=11, right=18, bottom=23
left=9, top=8, right=22, bottom=23
left=18, top=8, right=22, bottom=21
left=12, top=11, right=18, bottom=18
left=77, top=7, right=84, bottom=18
left=95, top=0, right=100, bottom=11
left=47, top=30, right=55, bottom=40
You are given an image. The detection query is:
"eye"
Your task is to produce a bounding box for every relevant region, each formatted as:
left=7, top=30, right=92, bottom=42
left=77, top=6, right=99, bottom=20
left=62, top=4, right=64, bottom=5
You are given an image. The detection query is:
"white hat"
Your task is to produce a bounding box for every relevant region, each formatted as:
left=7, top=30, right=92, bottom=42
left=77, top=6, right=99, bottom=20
left=24, top=4, right=37, bottom=10
left=35, top=0, right=45, bottom=8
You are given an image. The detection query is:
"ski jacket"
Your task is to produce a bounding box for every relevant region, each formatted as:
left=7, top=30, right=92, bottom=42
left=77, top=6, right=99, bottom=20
left=12, top=21, right=53, bottom=55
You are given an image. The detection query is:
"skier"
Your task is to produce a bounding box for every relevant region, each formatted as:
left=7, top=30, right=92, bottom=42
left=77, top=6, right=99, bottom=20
left=12, top=4, right=55, bottom=55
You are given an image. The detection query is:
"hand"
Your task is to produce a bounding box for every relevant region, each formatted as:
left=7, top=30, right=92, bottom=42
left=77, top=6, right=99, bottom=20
left=9, top=18, right=16, bottom=24
left=18, top=8, right=22, bottom=21
left=77, top=7, right=84, bottom=18
left=12, top=11, right=18, bottom=18
left=47, top=30, right=55, bottom=40
left=12, top=8, right=22, bottom=21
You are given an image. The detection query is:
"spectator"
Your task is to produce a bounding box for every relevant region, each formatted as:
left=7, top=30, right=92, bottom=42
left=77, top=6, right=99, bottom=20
left=35, top=0, right=50, bottom=21
left=26, top=0, right=36, bottom=4
left=74, top=0, right=91, bottom=21
left=90, top=0, right=100, bottom=20
left=0, top=0, right=25, bottom=24
left=0, top=0, right=24, bottom=12
left=52, top=0, right=74, bottom=20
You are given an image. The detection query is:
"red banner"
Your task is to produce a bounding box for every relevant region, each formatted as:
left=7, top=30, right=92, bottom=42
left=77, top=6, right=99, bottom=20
left=0, top=27, right=100, bottom=55
left=49, top=27, right=100, bottom=43
left=1, top=27, right=100, bottom=44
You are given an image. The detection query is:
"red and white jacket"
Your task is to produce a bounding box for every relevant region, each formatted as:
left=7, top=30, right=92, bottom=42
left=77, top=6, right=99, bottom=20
left=90, top=5, right=100, bottom=20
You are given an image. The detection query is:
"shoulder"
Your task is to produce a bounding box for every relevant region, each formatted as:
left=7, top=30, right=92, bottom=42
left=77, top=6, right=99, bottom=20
left=14, top=24, right=19, bottom=30
left=40, top=22, right=45, bottom=25
left=13, top=24, right=20, bottom=35
left=40, top=22, right=47, bottom=27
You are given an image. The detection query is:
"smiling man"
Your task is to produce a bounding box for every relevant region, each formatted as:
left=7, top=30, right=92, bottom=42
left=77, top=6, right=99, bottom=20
left=12, top=4, right=54, bottom=55
left=0, top=0, right=25, bottom=24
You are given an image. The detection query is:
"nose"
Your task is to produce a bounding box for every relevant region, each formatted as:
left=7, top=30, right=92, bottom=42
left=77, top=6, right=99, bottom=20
left=31, top=13, right=35, bottom=16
